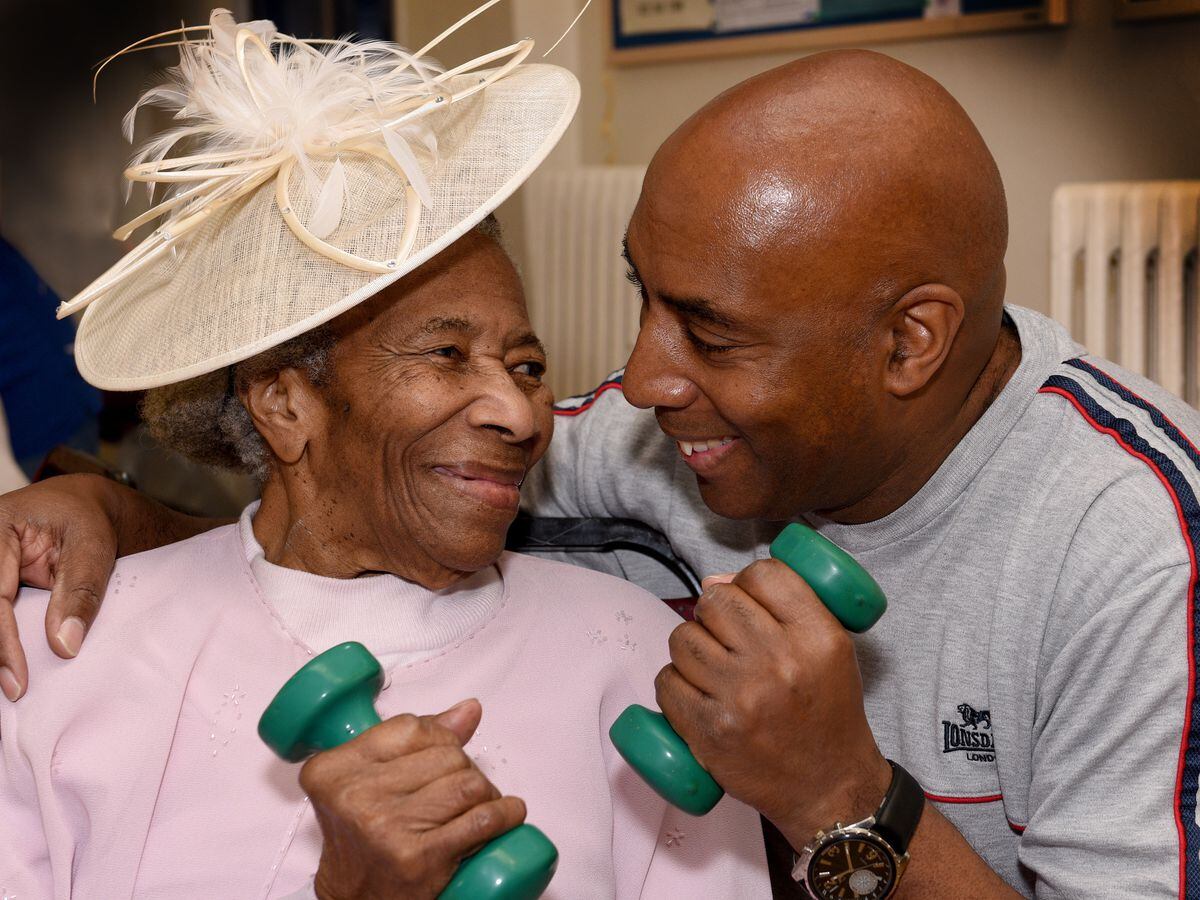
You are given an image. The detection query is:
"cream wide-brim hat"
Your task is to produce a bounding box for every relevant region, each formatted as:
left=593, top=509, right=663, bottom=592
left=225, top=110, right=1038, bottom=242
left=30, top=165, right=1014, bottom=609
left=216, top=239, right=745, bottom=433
left=72, top=62, right=578, bottom=391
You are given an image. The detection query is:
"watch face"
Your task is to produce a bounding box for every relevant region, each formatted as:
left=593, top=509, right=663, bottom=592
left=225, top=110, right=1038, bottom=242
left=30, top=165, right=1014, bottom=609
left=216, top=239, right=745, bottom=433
left=806, top=832, right=897, bottom=900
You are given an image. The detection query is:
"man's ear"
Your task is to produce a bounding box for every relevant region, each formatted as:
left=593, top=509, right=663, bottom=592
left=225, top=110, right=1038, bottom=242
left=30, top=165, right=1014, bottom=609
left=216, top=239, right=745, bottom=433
left=882, top=283, right=965, bottom=398
left=240, top=368, right=327, bottom=467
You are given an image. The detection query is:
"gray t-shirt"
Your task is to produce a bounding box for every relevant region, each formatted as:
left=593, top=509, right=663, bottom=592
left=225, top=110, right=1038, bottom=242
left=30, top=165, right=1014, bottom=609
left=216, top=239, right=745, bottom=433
left=523, top=305, right=1200, bottom=898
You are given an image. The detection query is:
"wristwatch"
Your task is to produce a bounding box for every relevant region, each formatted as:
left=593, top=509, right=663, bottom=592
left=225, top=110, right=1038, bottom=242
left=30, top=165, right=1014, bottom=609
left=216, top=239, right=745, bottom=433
left=792, top=760, right=925, bottom=900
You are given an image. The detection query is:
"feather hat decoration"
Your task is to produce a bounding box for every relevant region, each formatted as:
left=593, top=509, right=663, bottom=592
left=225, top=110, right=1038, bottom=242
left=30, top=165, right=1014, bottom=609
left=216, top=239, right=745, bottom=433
left=64, top=2, right=581, bottom=390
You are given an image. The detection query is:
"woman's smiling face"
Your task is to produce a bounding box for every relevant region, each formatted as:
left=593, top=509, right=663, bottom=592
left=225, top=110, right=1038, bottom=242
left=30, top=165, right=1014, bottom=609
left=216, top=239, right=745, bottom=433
left=285, top=230, right=554, bottom=585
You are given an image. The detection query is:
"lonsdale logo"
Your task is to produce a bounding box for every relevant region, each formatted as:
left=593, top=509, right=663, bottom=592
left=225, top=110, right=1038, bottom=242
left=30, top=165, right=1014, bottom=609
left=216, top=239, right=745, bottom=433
left=941, top=703, right=995, bottom=763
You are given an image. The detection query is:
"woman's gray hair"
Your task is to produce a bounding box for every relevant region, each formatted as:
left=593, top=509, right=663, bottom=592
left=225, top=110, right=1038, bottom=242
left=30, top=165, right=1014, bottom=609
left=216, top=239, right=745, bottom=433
left=141, top=324, right=337, bottom=482
left=141, top=215, right=507, bottom=481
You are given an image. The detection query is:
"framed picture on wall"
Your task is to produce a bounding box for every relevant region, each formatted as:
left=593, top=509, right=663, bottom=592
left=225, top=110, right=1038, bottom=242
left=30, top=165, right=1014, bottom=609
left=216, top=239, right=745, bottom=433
left=1114, top=0, right=1200, bottom=20
left=609, top=0, right=1068, bottom=66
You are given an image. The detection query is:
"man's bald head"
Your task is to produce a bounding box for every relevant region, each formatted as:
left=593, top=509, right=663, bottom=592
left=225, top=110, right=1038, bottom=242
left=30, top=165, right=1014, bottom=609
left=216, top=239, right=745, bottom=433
left=648, top=49, right=1007, bottom=327
left=622, top=51, right=1021, bottom=522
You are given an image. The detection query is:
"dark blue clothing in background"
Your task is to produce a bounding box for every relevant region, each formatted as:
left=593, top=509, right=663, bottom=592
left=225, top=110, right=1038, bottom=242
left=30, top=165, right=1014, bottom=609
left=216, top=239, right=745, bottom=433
left=0, top=237, right=100, bottom=465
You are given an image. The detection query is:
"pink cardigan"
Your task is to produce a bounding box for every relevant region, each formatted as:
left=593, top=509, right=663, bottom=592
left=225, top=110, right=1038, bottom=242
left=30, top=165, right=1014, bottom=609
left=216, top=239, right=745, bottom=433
left=0, top=525, right=769, bottom=898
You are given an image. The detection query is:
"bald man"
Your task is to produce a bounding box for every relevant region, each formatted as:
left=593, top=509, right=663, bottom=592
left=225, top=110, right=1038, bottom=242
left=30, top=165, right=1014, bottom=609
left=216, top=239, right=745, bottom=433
left=1, top=51, right=1197, bottom=898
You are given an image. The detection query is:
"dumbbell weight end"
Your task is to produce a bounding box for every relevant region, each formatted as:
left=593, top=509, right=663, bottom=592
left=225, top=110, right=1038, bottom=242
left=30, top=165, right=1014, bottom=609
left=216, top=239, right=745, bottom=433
left=259, top=642, right=558, bottom=899
left=609, top=523, right=887, bottom=815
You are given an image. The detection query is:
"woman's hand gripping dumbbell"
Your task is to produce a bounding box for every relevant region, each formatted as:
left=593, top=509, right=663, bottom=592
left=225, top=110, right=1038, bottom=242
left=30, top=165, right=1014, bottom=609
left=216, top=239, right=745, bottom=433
left=609, top=522, right=886, bottom=815
left=259, top=642, right=558, bottom=900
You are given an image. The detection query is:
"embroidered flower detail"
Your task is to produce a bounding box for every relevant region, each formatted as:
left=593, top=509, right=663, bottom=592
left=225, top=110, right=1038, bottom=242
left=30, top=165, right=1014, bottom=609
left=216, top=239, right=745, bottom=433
left=587, top=629, right=608, bottom=645
left=618, top=634, right=637, bottom=652
left=209, top=683, right=247, bottom=757
left=616, top=610, right=633, bottom=625
left=665, top=827, right=685, bottom=848
left=469, top=729, right=508, bottom=770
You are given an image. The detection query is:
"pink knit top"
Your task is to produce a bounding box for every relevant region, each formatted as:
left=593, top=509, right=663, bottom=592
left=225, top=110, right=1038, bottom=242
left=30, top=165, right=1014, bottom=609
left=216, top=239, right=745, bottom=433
left=0, top=516, right=769, bottom=898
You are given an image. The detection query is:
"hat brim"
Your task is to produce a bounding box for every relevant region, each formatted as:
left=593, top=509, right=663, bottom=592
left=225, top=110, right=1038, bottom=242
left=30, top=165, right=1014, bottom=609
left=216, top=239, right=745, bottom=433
left=74, top=63, right=580, bottom=391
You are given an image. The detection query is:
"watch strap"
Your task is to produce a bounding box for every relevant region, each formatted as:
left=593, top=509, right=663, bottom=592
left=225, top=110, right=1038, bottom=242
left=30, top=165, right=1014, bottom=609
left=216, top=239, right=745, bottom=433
left=872, top=760, right=924, bottom=856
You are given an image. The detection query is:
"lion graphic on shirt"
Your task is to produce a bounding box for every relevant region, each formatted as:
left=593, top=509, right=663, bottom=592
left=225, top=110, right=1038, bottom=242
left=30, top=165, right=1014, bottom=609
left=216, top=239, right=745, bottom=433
left=957, top=703, right=991, bottom=730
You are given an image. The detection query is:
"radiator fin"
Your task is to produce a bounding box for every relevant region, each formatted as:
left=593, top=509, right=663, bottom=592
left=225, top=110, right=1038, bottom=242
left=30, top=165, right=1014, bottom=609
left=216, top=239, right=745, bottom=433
left=1052, top=182, right=1200, bottom=408
left=522, top=166, right=647, bottom=399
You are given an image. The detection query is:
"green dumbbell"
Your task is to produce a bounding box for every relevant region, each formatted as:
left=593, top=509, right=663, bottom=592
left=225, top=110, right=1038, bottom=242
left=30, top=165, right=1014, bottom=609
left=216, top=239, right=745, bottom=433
left=609, top=522, right=886, bottom=816
left=258, top=641, right=558, bottom=900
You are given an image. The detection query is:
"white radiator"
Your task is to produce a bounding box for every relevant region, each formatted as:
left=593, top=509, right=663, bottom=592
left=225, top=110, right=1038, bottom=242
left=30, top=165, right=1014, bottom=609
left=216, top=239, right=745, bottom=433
left=1051, top=182, right=1200, bottom=408
left=522, top=166, right=647, bottom=399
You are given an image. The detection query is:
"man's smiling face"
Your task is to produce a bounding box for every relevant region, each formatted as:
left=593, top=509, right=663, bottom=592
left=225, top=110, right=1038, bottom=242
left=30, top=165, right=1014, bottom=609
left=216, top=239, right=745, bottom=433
left=617, top=51, right=1011, bottom=524
left=620, top=160, right=887, bottom=522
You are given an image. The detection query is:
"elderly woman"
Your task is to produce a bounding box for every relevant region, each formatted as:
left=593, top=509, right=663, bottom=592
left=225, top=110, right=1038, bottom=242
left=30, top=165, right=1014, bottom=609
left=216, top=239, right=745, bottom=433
left=0, top=13, right=767, bottom=900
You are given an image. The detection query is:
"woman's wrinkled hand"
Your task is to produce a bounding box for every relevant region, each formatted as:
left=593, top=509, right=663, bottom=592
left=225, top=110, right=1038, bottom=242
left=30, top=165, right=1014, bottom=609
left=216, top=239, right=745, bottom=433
left=0, top=475, right=121, bottom=701
left=305, top=699, right=526, bottom=900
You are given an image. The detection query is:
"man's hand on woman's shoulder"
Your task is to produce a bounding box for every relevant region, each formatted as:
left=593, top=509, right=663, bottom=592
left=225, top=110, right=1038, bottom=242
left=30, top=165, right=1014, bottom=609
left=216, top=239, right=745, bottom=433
left=0, top=474, right=223, bottom=701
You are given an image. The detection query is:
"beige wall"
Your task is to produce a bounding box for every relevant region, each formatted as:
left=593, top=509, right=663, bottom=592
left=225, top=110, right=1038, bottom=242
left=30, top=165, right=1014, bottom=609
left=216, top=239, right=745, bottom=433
left=399, top=0, right=513, bottom=71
